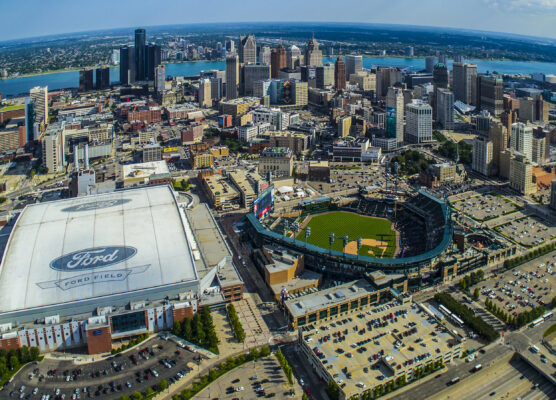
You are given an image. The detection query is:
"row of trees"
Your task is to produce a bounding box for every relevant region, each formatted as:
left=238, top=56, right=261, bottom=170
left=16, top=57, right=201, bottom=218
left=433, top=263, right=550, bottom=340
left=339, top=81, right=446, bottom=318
left=173, top=306, right=219, bottom=354
left=349, top=359, right=445, bottom=399
left=504, top=242, right=556, bottom=269
left=226, top=303, right=245, bottom=343
left=172, top=346, right=271, bottom=400
left=0, top=346, right=41, bottom=385
left=390, top=150, right=431, bottom=176
left=275, top=347, right=293, bottom=385
left=111, top=333, right=149, bottom=355
left=485, top=298, right=546, bottom=327
left=458, top=270, right=485, bottom=291
left=434, top=292, right=499, bottom=342
left=436, top=140, right=472, bottom=164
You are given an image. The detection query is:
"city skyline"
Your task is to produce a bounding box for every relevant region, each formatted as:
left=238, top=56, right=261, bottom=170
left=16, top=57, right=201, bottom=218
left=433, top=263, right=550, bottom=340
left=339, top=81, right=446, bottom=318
left=0, top=0, right=556, bottom=41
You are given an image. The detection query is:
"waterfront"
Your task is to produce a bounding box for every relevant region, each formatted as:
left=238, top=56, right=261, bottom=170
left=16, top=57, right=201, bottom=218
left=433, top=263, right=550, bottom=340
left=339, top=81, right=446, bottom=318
left=1, top=57, right=555, bottom=97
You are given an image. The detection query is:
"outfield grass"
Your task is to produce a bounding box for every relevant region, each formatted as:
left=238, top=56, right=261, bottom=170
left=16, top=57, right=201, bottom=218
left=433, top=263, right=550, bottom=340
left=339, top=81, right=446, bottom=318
left=296, top=211, right=397, bottom=258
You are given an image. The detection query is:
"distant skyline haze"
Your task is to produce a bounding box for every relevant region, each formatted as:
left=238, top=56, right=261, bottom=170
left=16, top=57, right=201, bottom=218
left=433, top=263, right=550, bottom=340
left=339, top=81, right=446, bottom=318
left=0, top=0, right=555, bottom=41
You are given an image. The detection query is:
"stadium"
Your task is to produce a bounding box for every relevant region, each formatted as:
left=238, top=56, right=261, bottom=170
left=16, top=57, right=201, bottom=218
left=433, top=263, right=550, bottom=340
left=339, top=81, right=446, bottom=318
left=0, top=186, right=242, bottom=355
left=245, top=190, right=453, bottom=282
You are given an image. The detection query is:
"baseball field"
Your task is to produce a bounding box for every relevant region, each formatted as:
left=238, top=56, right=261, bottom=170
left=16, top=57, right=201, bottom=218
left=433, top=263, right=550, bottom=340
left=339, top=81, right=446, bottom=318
left=295, top=211, right=398, bottom=258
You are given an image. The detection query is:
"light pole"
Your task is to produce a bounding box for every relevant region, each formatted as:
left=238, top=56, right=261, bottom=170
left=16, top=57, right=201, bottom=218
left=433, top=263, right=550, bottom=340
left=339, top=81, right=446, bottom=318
left=329, top=232, right=335, bottom=254
left=304, top=227, right=311, bottom=248
left=284, top=220, right=289, bottom=237
left=357, top=237, right=362, bottom=260
left=343, top=235, right=349, bottom=257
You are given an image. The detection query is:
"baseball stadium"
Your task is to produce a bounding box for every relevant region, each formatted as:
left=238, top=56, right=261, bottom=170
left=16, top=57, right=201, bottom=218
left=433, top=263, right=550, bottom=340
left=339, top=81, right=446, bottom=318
left=245, top=190, right=453, bottom=281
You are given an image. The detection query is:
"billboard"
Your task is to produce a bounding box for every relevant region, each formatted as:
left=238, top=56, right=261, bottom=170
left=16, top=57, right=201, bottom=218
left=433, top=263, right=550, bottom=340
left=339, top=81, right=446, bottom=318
left=252, top=185, right=275, bottom=221
left=386, top=107, right=396, bottom=138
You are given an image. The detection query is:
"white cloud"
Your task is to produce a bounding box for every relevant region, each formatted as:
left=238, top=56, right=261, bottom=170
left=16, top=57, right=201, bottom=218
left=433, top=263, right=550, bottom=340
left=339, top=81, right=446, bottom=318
left=484, top=0, right=556, bottom=11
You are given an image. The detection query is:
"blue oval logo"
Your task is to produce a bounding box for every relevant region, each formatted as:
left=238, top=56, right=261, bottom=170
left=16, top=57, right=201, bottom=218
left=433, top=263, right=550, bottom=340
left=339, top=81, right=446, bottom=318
left=50, top=246, right=137, bottom=271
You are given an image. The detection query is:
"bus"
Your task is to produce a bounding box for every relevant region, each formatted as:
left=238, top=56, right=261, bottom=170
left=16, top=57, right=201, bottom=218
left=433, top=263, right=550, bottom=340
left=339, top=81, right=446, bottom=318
left=542, top=311, right=553, bottom=321
left=452, top=314, right=464, bottom=327
left=531, top=317, right=544, bottom=328
left=439, top=304, right=452, bottom=317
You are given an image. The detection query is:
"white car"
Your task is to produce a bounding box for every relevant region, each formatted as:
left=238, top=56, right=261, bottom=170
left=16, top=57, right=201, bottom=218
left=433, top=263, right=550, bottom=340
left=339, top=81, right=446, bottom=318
left=236, top=386, right=244, bottom=391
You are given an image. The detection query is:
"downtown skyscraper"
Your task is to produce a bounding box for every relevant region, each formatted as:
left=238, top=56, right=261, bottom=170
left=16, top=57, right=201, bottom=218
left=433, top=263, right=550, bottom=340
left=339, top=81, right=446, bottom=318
left=119, top=28, right=161, bottom=84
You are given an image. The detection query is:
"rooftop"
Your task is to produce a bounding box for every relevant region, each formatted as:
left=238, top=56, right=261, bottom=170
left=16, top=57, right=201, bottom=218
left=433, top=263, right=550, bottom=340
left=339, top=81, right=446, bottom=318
left=122, top=160, right=170, bottom=181
left=0, top=186, right=198, bottom=316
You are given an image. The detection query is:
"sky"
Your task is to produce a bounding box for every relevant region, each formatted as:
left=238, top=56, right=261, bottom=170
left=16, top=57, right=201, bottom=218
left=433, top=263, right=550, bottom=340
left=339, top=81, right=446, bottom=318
left=1, top=0, right=555, bottom=41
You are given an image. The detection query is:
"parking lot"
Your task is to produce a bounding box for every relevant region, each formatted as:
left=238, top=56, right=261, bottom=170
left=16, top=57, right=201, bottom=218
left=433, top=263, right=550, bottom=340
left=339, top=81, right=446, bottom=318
left=192, top=355, right=300, bottom=399
left=300, top=300, right=462, bottom=399
left=451, top=193, right=518, bottom=222
left=476, top=252, right=556, bottom=316
left=2, top=337, right=203, bottom=400
left=495, top=215, right=556, bottom=247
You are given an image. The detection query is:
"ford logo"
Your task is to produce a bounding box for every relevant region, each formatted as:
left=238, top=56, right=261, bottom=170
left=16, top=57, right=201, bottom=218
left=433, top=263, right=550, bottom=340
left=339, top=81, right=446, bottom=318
left=61, top=199, right=131, bottom=213
left=50, top=246, right=137, bottom=271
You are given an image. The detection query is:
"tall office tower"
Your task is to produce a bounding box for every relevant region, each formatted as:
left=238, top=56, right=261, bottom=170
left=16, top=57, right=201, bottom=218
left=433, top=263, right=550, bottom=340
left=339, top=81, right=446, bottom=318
left=405, top=46, right=414, bottom=57
left=433, top=63, right=449, bottom=89
left=292, top=80, right=308, bottom=106
left=225, top=55, right=239, bottom=100
left=226, top=40, right=235, bottom=53
left=135, top=28, right=146, bottom=81
left=119, top=46, right=135, bottom=84
left=271, top=45, right=287, bottom=78
left=509, top=153, right=535, bottom=195
left=438, top=54, right=448, bottom=64
left=95, top=68, right=110, bottom=90
left=452, top=62, right=477, bottom=105
left=376, top=67, right=402, bottom=99
left=386, top=87, right=405, bottom=144
left=316, top=63, right=334, bottom=89
left=239, top=35, right=257, bottom=64
left=488, top=122, right=509, bottom=175
left=24, top=97, right=34, bottom=142
left=510, top=122, right=533, bottom=161
left=532, top=130, right=548, bottom=165
left=436, top=88, right=454, bottom=130
left=334, top=57, right=346, bottom=90
left=111, top=49, right=120, bottom=65
left=425, top=56, right=436, bottom=73
left=242, top=64, right=270, bottom=96
left=405, top=100, right=433, bottom=144
left=519, top=96, right=549, bottom=123
left=198, top=79, right=213, bottom=108
left=345, top=55, right=363, bottom=79
left=454, top=55, right=463, bottom=63
left=154, top=65, right=166, bottom=95
left=305, top=37, right=323, bottom=67
left=287, top=45, right=301, bottom=69
left=79, top=69, right=94, bottom=92
left=472, top=136, right=494, bottom=176
left=145, top=43, right=162, bottom=80
left=29, top=86, right=48, bottom=128
left=500, top=110, right=517, bottom=136
left=476, top=75, right=503, bottom=116
left=259, top=46, right=271, bottom=65
left=42, top=129, right=64, bottom=173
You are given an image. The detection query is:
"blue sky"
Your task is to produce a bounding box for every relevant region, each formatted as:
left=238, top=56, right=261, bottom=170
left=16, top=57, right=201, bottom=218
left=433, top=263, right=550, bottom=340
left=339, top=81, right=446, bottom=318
left=1, top=0, right=555, bottom=40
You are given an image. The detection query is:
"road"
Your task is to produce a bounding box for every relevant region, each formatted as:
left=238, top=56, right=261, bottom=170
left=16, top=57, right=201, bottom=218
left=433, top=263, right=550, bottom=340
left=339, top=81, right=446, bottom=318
left=388, top=344, right=512, bottom=400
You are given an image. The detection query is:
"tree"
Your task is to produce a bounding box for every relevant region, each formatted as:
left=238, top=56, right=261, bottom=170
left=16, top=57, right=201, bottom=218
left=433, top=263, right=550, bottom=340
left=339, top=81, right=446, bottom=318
left=132, top=392, right=143, bottom=400
left=260, top=345, right=270, bottom=357
left=9, top=355, right=19, bottom=370
left=159, top=379, right=169, bottom=390
left=145, top=387, right=154, bottom=397
left=120, top=396, right=131, bottom=400
left=460, top=279, right=467, bottom=291
left=473, top=288, right=480, bottom=301
left=302, top=394, right=309, bottom=400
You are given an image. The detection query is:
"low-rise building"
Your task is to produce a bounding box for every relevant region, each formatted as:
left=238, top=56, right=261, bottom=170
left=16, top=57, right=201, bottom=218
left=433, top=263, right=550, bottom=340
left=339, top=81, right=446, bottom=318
left=268, top=131, right=310, bottom=154
left=332, top=137, right=370, bottom=162
left=121, top=160, right=172, bottom=188
left=193, top=152, right=215, bottom=169
left=201, top=174, right=240, bottom=211
left=142, top=143, right=162, bottom=162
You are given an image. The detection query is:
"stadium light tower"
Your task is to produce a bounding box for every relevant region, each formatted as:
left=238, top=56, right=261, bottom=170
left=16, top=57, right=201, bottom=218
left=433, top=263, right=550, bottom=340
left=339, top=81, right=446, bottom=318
left=343, top=235, right=349, bottom=257
left=304, top=227, right=311, bottom=248
left=329, top=232, right=335, bottom=254
left=357, top=237, right=362, bottom=260
left=283, top=220, right=290, bottom=237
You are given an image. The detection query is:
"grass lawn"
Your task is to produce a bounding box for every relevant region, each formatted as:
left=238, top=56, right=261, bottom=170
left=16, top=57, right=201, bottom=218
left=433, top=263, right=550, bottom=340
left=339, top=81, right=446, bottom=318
left=296, top=211, right=397, bottom=258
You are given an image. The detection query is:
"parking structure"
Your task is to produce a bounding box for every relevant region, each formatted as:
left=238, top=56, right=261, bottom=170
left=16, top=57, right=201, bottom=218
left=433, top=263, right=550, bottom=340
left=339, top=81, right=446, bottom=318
left=3, top=337, right=203, bottom=400
left=298, top=300, right=463, bottom=400
left=477, top=252, right=556, bottom=316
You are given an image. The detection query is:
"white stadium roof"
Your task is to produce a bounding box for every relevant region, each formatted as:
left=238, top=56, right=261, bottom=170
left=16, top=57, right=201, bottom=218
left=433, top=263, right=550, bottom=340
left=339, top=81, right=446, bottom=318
left=0, top=185, right=198, bottom=315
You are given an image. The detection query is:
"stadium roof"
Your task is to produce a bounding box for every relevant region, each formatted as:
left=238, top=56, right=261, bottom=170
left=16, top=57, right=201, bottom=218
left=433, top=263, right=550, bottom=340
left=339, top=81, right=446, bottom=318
left=0, top=185, right=198, bottom=315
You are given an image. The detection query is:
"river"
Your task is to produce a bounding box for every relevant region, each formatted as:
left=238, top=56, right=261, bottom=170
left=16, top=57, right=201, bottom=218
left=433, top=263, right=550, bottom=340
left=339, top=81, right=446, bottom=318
left=1, top=57, right=555, bottom=97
